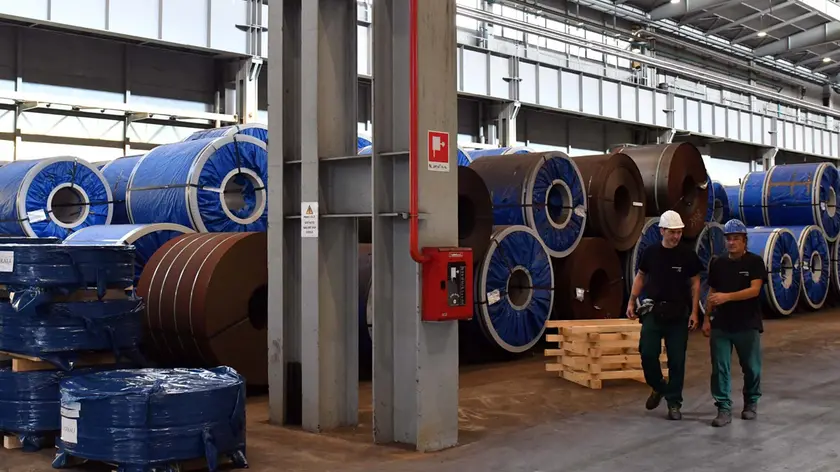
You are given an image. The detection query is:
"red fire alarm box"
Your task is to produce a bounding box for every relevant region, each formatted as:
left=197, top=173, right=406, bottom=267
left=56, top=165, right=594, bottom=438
left=421, top=247, right=473, bottom=322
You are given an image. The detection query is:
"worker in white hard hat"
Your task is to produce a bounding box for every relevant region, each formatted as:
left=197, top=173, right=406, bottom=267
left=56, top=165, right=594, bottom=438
left=627, top=209, right=702, bottom=421
left=704, top=218, right=766, bottom=428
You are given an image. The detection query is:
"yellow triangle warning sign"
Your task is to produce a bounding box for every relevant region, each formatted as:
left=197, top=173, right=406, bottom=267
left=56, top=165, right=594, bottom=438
left=305, top=205, right=314, bottom=215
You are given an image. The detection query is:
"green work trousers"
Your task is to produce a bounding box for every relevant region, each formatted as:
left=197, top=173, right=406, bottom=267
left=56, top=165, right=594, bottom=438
left=639, top=314, right=689, bottom=407
left=710, top=328, right=762, bottom=412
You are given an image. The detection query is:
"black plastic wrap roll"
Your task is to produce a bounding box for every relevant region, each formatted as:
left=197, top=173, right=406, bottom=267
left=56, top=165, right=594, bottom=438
left=458, top=166, right=493, bottom=262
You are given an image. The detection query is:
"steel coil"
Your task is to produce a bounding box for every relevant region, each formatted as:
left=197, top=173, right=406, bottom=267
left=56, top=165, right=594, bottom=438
left=458, top=166, right=493, bottom=262
left=473, top=225, right=553, bottom=354
left=137, top=232, right=267, bottom=385
left=723, top=185, right=740, bottom=222
left=711, top=181, right=730, bottom=223
left=469, top=151, right=586, bottom=258
left=358, top=244, right=372, bottom=380
left=99, top=155, right=144, bottom=225
left=692, top=223, right=727, bottom=314
left=614, top=142, right=708, bottom=238
left=623, top=217, right=663, bottom=297
left=183, top=123, right=268, bottom=144
left=833, top=239, right=840, bottom=297
left=0, top=157, right=113, bottom=239
left=746, top=227, right=801, bottom=316
left=739, top=171, right=766, bottom=226
left=467, top=146, right=532, bottom=161
left=553, top=237, right=623, bottom=320
left=764, top=163, right=840, bottom=242
left=788, top=225, right=830, bottom=310
left=571, top=152, right=645, bottom=251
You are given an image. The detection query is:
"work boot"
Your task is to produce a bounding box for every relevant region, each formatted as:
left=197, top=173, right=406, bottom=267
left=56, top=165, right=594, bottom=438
left=645, top=390, right=663, bottom=410
left=742, top=403, right=757, bottom=420
left=711, top=410, right=732, bottom=427
left=667, top=405, right=682, bottom=420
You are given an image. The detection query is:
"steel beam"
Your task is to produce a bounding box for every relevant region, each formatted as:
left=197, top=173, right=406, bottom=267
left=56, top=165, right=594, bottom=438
left=753, top=22, right=840, bottom=56
left=372, top=0, right=460, bottom=452
left=649, top=0, right=732, bottom=21
left=732, top=12, right=817, bottom=45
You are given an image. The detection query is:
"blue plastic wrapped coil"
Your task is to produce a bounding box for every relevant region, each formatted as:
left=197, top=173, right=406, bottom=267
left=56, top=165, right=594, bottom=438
left=623, top=217, right=662, bottom=302
left=99, top=155, right=144, bottom=225
left=693, top=223, right=727, bottom=314
left=183, top=123, right=268, bottom=145
left=359, top=144, right=474, bottom=167
left=710, top=181, right=730, bottom=223
left=0, top=243, right=135, bottom=293
left=0, top=298, right=143, bottom=365
left=746, top=227, right=801, bottom=316
left=467, top=146, right=533, bottom=160
left=357, top=133, right=372, bottom=151
left=705, top=176, right=715, bottom=223
left=126, top=135, right=268, bottom=233
left=723, top=185, right=741, bottom=221
left=787, top=225, right=830, bottom=310
left=54, top=367, right=248, bottom=472
left=0, top=362, right=123, bottom=451
left=63, top=224, right=195, bottom=285
left=468, top=151, right=587, bottom=258
left=739, top=171, right=767, bottom=227
left=473, top=225, right=553, bottom=354
left=833, top=239, right=840, bottom=296
left=764, top=163, right=840, bottom=242
left=0, top=157, right=112, bottom=239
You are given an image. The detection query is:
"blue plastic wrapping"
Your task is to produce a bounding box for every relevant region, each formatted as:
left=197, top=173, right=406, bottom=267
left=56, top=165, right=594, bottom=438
left=746, top=227, right=800, bottom=316
left=623, top=217, right=662, bottom=302
left=0, top=157, right=113, bottom=239
left=0, top=243, right=134, bottom=294
left=357, top=134, right=372, bottom=151
left=469, top=152, right=587, bottom=258
left=360, top=144, right=473, bottom=167
left=0, top=298, right=143, bottom=365
left=832, top=240, right=840, bottom=296
left=183, top=124, right=268, bottom=145
left=787, top=225, right=830, bottom=310
left=693, top=223, right=727, bottom=314
left=473, top=225, right=553, bottom=354
left=739, top=171, right=766, bottom=226
left=705, top=176, right=715, bottom=222
left=0, top=362, right=124, bottom=451
left=63, top=224, right=194, bottom=285
left=723, top=185, right=741, bottom=222
left=100, top=155, right=144, bottom=225
left=358, top=145, right=372, bottom=156
left=127, top=135, right=268, bottom=233
left=467, top=146, right=532, bottom=160
left=764, top=163, right=840, bottom=242
left=54, top=367, right=248, bottom=472
left=710, top=180, right=730, bottom=223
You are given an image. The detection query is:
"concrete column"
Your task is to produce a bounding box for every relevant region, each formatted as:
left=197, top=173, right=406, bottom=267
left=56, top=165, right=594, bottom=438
left=372, top=0, right=460, bottom=452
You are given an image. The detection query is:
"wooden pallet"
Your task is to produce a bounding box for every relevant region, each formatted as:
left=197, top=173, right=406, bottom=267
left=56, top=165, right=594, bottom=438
left=544, top=319, right=668, bottom=389
left=0, top=350, right=117, bottom=373
left=3, top=433, right=55, bottom=450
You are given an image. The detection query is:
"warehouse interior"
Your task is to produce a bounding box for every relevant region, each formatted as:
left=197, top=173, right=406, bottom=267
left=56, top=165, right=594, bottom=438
left=0, top=0, right=840, bottom=470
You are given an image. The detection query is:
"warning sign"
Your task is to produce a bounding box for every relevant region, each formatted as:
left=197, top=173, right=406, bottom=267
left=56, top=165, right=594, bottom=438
left=301, top=202, right=319, bottom=238
left=427, top=130, right=450, bottom=172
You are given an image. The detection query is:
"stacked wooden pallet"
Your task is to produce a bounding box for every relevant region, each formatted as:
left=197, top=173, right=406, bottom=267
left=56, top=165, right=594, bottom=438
left=544, top=319, right=667, bottom=389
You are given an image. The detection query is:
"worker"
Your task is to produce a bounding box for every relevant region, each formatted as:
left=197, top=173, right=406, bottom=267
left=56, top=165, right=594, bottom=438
left=626, top=210, right=702, bottom=421
left=704, top=218, right=766, bottom=427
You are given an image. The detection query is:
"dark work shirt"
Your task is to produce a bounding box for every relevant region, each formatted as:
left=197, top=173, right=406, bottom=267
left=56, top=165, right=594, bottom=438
left=638, top=243, right=702, bottom=307
left=707, top=251, right=766, bottom=332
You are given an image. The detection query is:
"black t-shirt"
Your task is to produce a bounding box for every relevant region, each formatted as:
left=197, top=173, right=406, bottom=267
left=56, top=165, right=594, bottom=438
left=638, top=243, right=703, bottom=307
left=707, top=251, right=766, bottom=332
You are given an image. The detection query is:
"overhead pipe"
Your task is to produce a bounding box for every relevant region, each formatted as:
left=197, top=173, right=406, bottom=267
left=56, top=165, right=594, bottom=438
left=409, top=0, right=428, bottom=263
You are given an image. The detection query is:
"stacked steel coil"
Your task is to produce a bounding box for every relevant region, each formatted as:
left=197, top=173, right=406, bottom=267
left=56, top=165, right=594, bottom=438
left=136, top=232, right=268, bottom=386
left=553, top=237, right=623, bottom=320
left=614, top=142, right=709, bottom=238
left=710, top=181, right=730, bottom=223
left=692, top=223, right=727, bottom=314
left=746, top=227, right=801, bottom=316
left=788, top=225, right=830, bottom=310
left=571, top=152, right=646, bottom=251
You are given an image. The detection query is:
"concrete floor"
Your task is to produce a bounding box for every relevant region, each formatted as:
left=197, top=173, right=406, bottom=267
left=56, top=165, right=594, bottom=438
left=4, top=309, right=840, bottom=472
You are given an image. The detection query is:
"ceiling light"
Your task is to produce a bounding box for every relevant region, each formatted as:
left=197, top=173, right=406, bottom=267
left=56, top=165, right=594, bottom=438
left=670, top=0, right=681, bottom=3
left=631, top=48, right=641, bottom=53
left=756, top=31, right=767, bottom=37
left=824, top=57, right=832, bottom=63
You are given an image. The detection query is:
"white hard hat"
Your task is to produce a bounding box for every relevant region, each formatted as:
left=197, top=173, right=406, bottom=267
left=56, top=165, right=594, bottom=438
left=659, top=210, right=685, bottom=229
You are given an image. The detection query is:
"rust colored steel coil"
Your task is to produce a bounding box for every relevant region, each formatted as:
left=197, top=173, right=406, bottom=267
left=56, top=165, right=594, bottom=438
left=137, top=232, right=268, bottom=385
left=458, top=166, right=494, bottom=262
left=553, top=237, right=623, bottom=320
left=613, top=142, right=708, bottom=239
left=572, top=152, right=646, bottom=251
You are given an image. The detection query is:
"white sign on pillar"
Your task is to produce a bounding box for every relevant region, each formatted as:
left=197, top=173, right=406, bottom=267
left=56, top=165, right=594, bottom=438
left=301, top=202, right=319, bottom=237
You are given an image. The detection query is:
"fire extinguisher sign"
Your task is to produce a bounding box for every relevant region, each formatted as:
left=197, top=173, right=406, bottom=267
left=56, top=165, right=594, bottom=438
left=427, top=130, right=450, bottom=172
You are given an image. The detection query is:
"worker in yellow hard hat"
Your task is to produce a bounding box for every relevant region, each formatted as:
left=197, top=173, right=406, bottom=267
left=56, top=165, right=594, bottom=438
left=627, top=210, right=702, bottom=421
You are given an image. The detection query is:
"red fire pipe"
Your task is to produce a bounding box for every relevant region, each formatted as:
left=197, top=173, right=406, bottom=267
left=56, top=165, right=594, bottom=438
left=409, top=0, right=429, bottom=263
